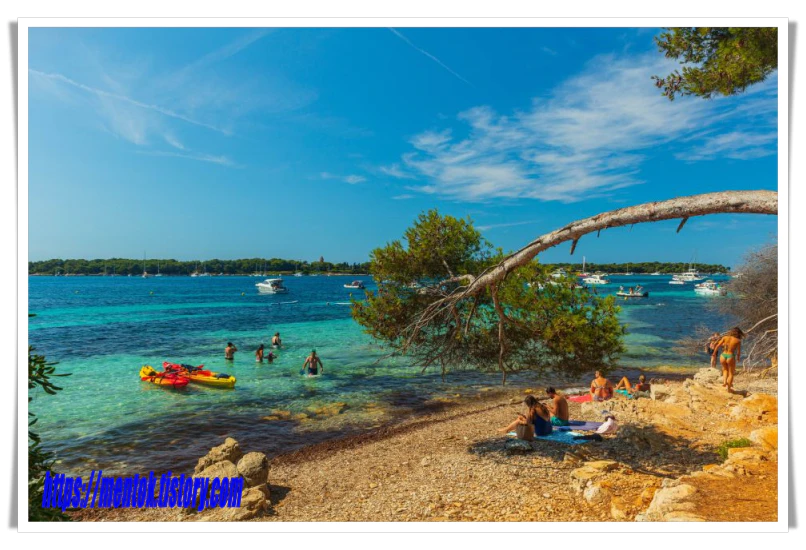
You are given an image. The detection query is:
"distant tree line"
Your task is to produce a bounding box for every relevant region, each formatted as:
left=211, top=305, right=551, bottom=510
left=543, top=261, right=729, bottom=274
left=28, top=258, right=372, bottom=276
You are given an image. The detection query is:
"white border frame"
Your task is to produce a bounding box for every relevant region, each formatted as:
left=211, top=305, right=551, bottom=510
left=17, top=17, right=789, bottom=533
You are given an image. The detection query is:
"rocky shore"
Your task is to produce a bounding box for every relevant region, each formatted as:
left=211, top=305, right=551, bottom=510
left=71, top=367, right=778, bottom=523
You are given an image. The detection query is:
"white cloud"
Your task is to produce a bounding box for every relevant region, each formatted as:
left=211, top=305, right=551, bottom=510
left=389, top=53, right=777, bottom=203
left=320, top=172, right=367, bottom=185
left=476, top=220, right=542, bottom=231
left=137, top=150, right=236, bottom=166
left=344, top=175, right=367, bottom=184
left=392, top=194, right=414, bottom=200
left=379, top=164, right=416, bottom=179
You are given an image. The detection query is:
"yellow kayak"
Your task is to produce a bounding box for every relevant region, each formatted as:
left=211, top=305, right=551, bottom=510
left=162, top=362, right=236, bottom=388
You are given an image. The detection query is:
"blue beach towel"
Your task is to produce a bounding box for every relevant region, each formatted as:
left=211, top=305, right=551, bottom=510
left=507, top=431, right=588, bottom=445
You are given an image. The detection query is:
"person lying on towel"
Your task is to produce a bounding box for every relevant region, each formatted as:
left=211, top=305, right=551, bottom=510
left=498, top=395, right=553, bottom=441
left=545, top=387, right=570, bottom=426
left=615, top=374, right=651, bottom=399
left=573, top=414, right=618, bottom=441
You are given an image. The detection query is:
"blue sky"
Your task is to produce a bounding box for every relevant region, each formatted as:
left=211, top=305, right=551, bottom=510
left=27, top=27, right=778, bottom=268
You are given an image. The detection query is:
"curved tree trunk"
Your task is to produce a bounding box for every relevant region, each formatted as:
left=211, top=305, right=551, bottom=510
left=446, top=190, right=777, bottom=300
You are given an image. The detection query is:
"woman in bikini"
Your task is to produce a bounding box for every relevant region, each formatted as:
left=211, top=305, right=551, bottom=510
left=712, top=327, right=744, bottom=393
left=615, top=374, right=651, bottom=397
left=590, top=370, right=614, bottom=401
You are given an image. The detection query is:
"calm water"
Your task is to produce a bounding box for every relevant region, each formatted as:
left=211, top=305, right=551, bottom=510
left=28, top=274, right=730, bottom=475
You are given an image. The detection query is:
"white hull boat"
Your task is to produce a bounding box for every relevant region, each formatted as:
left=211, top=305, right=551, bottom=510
left=256, top=278, right=289, bottom=294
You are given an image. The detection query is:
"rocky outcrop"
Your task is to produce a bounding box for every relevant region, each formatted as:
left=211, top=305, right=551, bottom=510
left=505, top=440, right=533, bottom=455
left=189, top=438, right=272, bottom=522
left=194, top=437, right=243, bottom=474
left=750, top=426, right=778, bottom=451
left=237, top=452, right=271, bottom=489
left=636, top=481, right=702, bottom=522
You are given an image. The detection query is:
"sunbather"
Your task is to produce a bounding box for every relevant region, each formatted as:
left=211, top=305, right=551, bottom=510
left=590, top=371, right=614, bottom=401
left=615, top=374, right=651, bottom=397
left=498, top=395, right=552, bottom=441
left=545, top=387, right=570, bottom=426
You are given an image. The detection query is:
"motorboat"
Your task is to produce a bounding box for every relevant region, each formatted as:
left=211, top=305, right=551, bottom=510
left=256, top=278, right=289, bottom=294
left=616, top=285, right=649, bottom=298
left=651, top=272, right=662, bottom=276
left=294, top=272, right=304, bottom=277
left=582, top=273, right=610, bottom=285
left=694, top=280, right=727, bottom=296
left=344, top=280, right=365, bottom=290
left=669, top=277, right=685, bottom=285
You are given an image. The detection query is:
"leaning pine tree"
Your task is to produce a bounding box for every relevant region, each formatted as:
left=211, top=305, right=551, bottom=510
left=351, top=210, right=625, bottom=384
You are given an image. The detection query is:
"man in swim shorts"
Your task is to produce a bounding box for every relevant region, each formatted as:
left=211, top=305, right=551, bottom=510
left=545, top=387, right=570, bottom=426
left=302, top=349, right=323, bottom=376
left=225, top=342, right=238, bottom=360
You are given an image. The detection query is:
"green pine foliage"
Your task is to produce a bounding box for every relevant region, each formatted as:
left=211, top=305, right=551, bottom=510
left=351, top=210, right=626, bottom=382
left=653, top=27, right=778, bottom=100
left=28, top=341, right=71, bottom=521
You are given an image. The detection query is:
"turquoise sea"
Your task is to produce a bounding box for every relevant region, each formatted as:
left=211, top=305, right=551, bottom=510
left=28, top=273, right=731, bottom=475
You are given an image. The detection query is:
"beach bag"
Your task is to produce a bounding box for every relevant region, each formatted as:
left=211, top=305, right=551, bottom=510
left=515, top=422, right=534, bottom=441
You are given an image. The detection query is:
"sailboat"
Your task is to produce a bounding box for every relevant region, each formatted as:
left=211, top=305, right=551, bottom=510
left=142, top=253, right=151, bottom=278
left=155, top=259, right=163, bottom=277
left=578, top=256, right=590, bottom=278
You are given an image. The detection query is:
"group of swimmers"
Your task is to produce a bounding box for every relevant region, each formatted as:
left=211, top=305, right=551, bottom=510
left=224, top=332, right=282, bottom=363
left=224, top=333, right=324, bottom=376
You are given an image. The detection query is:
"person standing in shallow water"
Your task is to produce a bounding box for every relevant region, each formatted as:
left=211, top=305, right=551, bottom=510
left=712, top=327, right=745, bottom=393
left=272, top=332, right=282, bottom=348
left=302, top=349, right=323, bottom=376
left=255, top=344, right=265, bottom=363
left=225, top=342, right=238, bottom=361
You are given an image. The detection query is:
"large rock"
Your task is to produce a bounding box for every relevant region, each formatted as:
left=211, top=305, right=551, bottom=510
left=194, top=438, right=243, bottom=474
left=750, top=426, right=778, bottom=451
left=638, top=483, right=698, bottom=521
left=732, top=394, right=778, bottom=423
left=651, top=384, right=672, bottom=401
left=195, top=459, right=239, bottom=481
left=693, top=368, right=722, bottom=385
left=583, top=483, right=611, bottom=505
left=200, top=485, right=269, bottom=522
left=505, top=440, right=533, bottom=455
left=236, top=452, right=270, bottom=488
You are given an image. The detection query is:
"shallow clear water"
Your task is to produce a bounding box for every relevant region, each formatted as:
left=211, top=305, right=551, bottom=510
left=28, top=274, right=730, bottom=475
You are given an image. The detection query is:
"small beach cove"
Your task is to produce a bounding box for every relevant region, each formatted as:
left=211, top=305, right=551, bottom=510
left=71, top=367, right=778, bottom=523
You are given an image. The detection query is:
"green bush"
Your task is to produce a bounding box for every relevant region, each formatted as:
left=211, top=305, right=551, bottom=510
left=716, top=437, right=753, bottom=461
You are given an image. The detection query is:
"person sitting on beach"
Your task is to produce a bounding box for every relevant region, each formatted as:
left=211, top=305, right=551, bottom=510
left=711, top=327, right=745, bottom=393
left=545, top=387, right=570, bottom=426
left=590, top=371, right=614, bottom=401
left=271, top=332, right=282, bottom=348
left=498, top=395, right=553, bottom=441
left=615, top=374, right=651, bottom=398
left=225, top=342, right=238, bottom=360
left=255, top=344, right=265, bottom=363
left=302, top=349, right=323, bottom=376
left=706, top=332, right=721, bottom=368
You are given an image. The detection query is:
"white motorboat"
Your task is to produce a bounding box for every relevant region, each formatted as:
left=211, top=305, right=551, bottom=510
left=256, top=278, right=289, bottom=294
left=582, top=273, right=610, bottom=285
left=294, top=272, right=304, bottom=277
left=344, top=280, right=365, bottom=290
left=694, top=280, right=727, bottom=296
left=616, top=285, right=648, bottom=298
left=669, top=276, right=685, bottom=285
left=651, top=272, right=661, bottom=276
